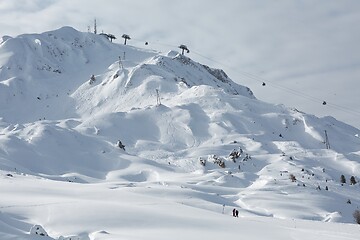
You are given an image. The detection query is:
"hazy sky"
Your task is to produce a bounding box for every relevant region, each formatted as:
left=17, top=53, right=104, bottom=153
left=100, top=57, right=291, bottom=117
left=1, top=0, right=360, bottom=129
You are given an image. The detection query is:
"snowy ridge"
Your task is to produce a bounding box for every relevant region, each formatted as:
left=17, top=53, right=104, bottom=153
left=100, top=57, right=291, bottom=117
left=0, top=27, right=360, bottom=239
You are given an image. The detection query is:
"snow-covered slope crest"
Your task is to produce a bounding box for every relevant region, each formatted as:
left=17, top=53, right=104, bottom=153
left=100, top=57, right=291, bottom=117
left=0, top=26, right=253, bottom=123
left=0, top=26, right=102, bottom=78
left=0, top=27, right=360, bottom=238
left=72, top=51, right=255, bottom=117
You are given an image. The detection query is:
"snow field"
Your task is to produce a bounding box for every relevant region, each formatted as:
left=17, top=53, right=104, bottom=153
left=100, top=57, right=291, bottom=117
left=0, top=27, right=360, bottom=239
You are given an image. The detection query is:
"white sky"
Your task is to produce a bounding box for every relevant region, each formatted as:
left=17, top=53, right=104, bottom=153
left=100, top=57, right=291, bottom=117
left=1, top=0, right=360, bottom=129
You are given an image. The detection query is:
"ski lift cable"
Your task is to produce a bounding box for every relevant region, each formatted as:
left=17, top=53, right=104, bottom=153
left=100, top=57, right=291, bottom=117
left=240, top=73, right=360, bottom=116
left=191, top=50, right=360, bottom=117
left=325, top=102, right=360, bottom=116
left=120, top=38, right=360, bottom=117
left=191, top=50, right=324, bottom=102
left=131, top=38, right=177, bottom=48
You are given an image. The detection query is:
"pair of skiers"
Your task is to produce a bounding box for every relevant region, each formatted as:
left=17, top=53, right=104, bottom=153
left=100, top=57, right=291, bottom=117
left=232, top=208, right=239, bottom=217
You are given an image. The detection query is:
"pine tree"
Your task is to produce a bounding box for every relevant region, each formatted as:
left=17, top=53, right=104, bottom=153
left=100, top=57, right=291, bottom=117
left=340, top=174, right=346, bottom=184
left=350, top=176, right=357, bottom=185
left=289, top=174, right=296, bottom=182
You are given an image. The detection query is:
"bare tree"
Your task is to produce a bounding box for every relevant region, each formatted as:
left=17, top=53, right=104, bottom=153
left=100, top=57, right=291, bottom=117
left=340, top=174, right=346, bottom=184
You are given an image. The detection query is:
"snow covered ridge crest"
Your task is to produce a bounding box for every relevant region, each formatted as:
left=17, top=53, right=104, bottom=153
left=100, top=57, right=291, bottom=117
left=0, top=26, right=113, bottom=79
left=0, top=26, right=254, bottom=123
left=156, top=51, right=255, bottom=97
left=0, top=26, right=252, bottom=98
left=0, top=26, right=360, bottom=238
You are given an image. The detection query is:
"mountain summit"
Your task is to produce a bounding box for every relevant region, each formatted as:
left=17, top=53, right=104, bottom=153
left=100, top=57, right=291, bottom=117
left=0, top=27, right=360, bottom=239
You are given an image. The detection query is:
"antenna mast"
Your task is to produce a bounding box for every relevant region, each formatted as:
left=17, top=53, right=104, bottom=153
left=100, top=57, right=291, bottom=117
left=94, top=18, right=97, bottom=34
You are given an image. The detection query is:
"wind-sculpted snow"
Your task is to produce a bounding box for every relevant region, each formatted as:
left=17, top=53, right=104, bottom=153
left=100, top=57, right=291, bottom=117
left=0, top=27, right=360, bottom=239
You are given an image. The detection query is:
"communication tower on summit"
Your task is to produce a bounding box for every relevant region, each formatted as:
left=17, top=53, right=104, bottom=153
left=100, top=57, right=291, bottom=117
left=94, top=18, right=97, bottom=34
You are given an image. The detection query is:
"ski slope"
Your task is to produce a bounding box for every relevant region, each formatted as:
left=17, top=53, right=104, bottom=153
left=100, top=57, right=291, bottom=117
left=0, top=27, right=359, bottom=239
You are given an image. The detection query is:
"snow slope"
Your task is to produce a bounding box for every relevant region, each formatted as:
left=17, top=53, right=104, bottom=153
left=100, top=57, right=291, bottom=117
left=0, top=27, right=360, bottom=239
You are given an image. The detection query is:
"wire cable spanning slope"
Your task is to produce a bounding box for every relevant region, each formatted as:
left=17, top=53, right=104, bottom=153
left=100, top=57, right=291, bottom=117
left=112, top=37, right=360, bottom=119
left=190, top=50, right=360, bottom=118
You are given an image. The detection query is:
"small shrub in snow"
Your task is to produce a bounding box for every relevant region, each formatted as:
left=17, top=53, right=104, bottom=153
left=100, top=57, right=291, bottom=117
left=209, top=155, right=226, bottom=168
left=347, top=199, right=352, bottom=204
left=229, top=148, right=242, bottom=162
left=350, top=176, right=357, bottom=185
left=353, top=210, right=360, bottom=224
left=199, top=157, right=206, bottom=167
left=289, top=174, right=296, bottom=182
left=218, top=161, right=226, bottom=168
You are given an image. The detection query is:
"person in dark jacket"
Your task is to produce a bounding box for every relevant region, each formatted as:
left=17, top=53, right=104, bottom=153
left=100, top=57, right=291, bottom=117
left=117, top=140, right=125, bottom=150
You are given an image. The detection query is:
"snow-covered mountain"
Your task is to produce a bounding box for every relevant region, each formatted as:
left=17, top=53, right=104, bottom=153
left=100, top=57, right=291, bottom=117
left=0, top=27, right=359, bottom=239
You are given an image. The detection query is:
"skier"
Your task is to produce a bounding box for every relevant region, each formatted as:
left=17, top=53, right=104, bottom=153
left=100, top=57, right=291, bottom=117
left=235, top=209, right=239, bottom=217
left=117, top=140, right=125, bottom=151
left=232, top=208, right=236, bottom=217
